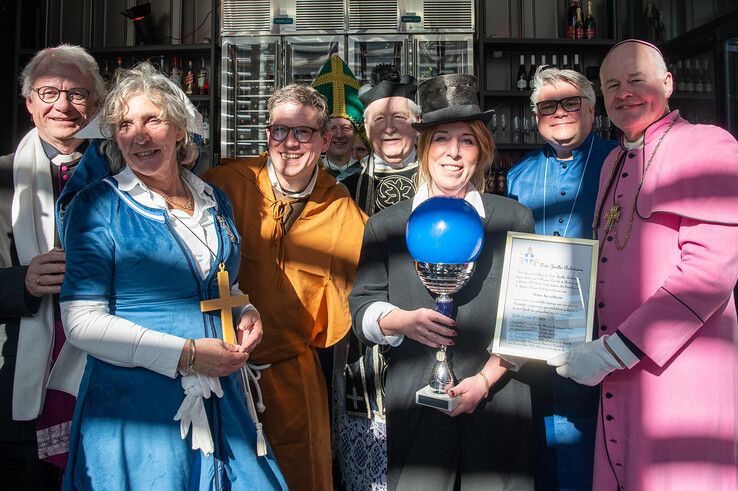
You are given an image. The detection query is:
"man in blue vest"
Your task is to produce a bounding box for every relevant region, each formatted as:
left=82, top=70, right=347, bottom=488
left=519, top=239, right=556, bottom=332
left=506, top=65, right=617, bottom=491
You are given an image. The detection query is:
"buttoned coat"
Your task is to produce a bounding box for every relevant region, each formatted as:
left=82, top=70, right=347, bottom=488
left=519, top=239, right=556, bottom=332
left=592, top=111, right=738, bottom=490
left=351, top=194, right=537, bottom=490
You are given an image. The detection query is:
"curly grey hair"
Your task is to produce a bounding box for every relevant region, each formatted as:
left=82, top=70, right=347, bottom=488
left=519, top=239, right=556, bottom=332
left=99, top=62, right=199, bottom=172
left=529, top=65, right=596, bottom=113
left=267, top=83, right=330, bottom=132
left=20, top=44, right=106, bottom=107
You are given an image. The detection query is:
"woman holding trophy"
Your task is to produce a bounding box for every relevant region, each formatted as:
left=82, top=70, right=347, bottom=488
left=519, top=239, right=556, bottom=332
left=349, top=74, right=537, bottom=490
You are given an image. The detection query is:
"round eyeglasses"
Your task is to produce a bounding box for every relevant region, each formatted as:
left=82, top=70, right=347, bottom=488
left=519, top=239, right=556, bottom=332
left=267, top=124, right=320, bottom=143
left=536, top=96, right=583, bottom=116
left=33, top=86, right=91, bottom=104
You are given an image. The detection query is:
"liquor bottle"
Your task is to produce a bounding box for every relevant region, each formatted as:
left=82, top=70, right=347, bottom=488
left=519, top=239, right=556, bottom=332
left=562, top=54, right=570, bottom=70
left=676, top=60, right=686, bottom=93
left=102, top=60, right=112, bottom=85
left=184, top=59, right=195, bottom=95
left=704, top=59, right=713, bottom=93
left=170, top=56, right=182, bottom=89
left=197, top=57, right=209, bottom=95
left=159, top=54, right=167, bottom=75
left=566, top=0, right=579, bottom=40
left=573, top=54, right=582, bottom=73
left=527, top=54, right=537, bottom=83
left=575, top=8, right=585, bottom=39
left=551, top=54, right=559, bottom=69
left=516, top=55, right=528, bottom=90
left=585, top=1, right=596, bottom=39
left=645, top=0, right=657, bottom=40
left=684, top=59, right=694, bottom=93
left=201, top=108, right=210, bottom=146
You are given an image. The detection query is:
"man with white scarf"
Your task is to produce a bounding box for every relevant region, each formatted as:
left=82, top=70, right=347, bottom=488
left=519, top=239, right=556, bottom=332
left=0, top=44, right=104, bottom=488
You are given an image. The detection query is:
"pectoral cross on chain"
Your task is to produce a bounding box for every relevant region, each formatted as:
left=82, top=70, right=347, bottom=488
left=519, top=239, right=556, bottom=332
left=200, top=263, right=250, bottom=345
left=604, top=203, right=621, bottom=232
left=346, top=387, right=364, bottom=411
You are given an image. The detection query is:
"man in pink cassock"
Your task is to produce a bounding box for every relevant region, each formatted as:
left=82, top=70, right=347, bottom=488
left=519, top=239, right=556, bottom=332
left=547, top=39, right=738, bottom=491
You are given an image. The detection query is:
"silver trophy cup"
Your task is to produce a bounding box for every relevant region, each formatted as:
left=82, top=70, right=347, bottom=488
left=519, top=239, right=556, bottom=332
left=414, top=261, right=475, bottom=411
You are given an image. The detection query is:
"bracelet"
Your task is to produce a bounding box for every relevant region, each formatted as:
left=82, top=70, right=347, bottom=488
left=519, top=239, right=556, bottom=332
left=185, top=339, right=196, bottom=374
left=477, top=371, right=490, bottom=399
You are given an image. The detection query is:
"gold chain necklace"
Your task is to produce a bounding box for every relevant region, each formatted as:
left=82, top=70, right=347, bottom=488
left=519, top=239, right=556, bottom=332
left=156, top=182, right=194, bottom=211
left=597, top=118, right=677, bottom=250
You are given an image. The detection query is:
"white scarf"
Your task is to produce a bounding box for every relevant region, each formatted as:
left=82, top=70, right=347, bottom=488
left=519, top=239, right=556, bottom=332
left=10, top=128, right=57, bottom=420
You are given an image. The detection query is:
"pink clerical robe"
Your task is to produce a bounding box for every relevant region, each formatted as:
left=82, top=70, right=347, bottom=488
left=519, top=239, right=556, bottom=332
left=592, top=111, right=738, bottom=491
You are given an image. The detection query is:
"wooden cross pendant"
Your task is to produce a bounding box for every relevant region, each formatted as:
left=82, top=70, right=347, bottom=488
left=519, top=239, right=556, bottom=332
left=200, top=263, right=250, bottom=345
left=604, top=203, right=622, bottom=232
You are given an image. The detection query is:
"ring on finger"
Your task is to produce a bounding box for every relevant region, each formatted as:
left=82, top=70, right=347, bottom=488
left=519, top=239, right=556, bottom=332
left=35, top=275, right=42, bottom=286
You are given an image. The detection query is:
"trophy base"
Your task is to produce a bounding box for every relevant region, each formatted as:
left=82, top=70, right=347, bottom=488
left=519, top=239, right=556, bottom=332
left=415, top=385, right=460, bottom=412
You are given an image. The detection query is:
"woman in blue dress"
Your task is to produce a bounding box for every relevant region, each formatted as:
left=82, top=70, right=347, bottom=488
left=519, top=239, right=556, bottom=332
left=57, top=62, right=288, bottom=490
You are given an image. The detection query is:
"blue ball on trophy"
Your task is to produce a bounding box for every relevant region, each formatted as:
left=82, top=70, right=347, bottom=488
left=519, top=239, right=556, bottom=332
left=406, top=196, right=485, bottom=264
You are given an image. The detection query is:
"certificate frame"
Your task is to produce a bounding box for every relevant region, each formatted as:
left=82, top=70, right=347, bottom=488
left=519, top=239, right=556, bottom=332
left=491, top=232, right=599, bottom=361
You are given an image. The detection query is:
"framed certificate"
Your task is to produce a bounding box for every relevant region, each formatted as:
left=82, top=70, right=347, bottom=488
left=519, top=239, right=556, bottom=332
left=490, top=232, right=599, bottom=360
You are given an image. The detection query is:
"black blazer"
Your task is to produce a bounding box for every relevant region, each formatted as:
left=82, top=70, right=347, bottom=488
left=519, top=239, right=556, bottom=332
left=350, top=193, right=538, bottom=490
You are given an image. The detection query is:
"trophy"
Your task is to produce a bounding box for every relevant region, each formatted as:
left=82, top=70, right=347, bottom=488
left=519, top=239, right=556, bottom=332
left=406, top=196, right=485, bottom=411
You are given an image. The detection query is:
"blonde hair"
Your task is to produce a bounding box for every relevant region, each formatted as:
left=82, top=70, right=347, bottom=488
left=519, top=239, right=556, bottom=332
left=416, top=119, right=495, bottom=193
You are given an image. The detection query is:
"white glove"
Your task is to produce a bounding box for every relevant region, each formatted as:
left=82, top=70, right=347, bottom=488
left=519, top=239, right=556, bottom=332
left=547, top=335, right=631, bottom=386
left=174, top=372, right=224, bottom=455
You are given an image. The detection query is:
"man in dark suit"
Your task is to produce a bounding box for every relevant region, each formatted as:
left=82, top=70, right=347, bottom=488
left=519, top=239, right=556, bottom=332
left=0, top=44, right=103, bottom=489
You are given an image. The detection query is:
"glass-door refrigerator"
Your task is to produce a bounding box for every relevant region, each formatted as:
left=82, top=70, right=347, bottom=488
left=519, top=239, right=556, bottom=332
left=412, top=34, right=474, bottom=83
left=221, top=38, right=280, bottom=158
left=347, top=35, right=407, bottom=85
left=285, top=35, right=343, bottom=84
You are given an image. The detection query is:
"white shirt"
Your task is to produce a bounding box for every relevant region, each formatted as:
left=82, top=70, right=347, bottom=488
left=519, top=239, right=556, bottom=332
left=60, top=167, right=253, bottom=378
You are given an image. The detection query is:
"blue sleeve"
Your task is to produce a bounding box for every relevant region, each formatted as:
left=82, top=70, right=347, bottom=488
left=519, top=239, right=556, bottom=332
left=60, top=185, right=115, bottom=302
left=56, top=140, right=111, bottom=246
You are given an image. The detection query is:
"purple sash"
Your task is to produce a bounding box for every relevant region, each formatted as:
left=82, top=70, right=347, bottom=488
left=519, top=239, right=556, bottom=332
left=34, top=320, right=75, bottom=469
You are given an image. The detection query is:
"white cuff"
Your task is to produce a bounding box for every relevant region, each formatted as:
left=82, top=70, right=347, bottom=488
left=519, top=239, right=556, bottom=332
left=606, top=333, right=640, bottom=369
left=362, top=302, right=403, bottom=346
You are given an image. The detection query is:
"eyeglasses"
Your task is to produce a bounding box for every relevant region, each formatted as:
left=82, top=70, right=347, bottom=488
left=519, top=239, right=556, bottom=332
left=33, top=86, right=91, bottom=104
left=267, top=124, right=320, bottom=143
left=536, top=96, right=583, bottom=116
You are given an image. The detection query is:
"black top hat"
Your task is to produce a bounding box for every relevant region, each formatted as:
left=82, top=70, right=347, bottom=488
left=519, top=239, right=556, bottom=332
left=412, top=74, right=493, bottom=130
left=358, top=64, right=417, bottom=106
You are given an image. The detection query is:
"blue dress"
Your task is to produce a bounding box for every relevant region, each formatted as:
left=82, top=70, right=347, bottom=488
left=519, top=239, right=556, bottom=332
left=60, top=177, right=288, bottom=491
left=506, top=132, right=618, bottom=491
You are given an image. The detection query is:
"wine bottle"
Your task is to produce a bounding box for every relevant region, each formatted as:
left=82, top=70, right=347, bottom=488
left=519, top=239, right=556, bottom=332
left=562, top=54, right=570, bottom=70
left=102, top=60, right=112, bottom=85
left=585, top=1, right=597, bottom=39
left=159, top=54, right=168, bottom=75
left=170, top=56, right=182, bottom=89
left=573, top=54, right=582, bottom=73
left=527, top=54, right=537, bottom=84
left=684, top=59, right=694, bottom=93
left=566, top=0, right=579, bottom=40
left=184, top=59, right=195, bottom=95
left=704, top=59, right=713, bottom=93
left=676, top=61, right=686, bottom=93
left=197, top=57, right=209, bottom=95
left=575, top=8, right=585, bottom=39
left=694, top=60, right=704, bottom=94
left=541, top=54, right=548, bottom=68
left=516, top=54, right=528, bottom=90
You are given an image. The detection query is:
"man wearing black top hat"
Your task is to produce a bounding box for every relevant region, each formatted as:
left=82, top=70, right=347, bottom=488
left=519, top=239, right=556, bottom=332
left=337, top=64, right=421, bottom=215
